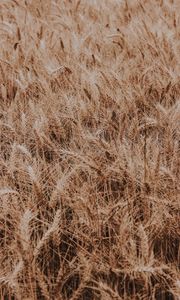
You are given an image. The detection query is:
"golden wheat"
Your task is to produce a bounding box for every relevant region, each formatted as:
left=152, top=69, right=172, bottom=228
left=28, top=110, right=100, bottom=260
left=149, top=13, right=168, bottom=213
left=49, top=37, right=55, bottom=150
left=0, top=0, right=179, bottom=299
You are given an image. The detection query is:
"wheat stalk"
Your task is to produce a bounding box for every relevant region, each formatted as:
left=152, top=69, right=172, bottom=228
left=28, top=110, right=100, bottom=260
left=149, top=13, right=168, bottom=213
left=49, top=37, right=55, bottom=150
left=33, top=209, right=61, bottom=258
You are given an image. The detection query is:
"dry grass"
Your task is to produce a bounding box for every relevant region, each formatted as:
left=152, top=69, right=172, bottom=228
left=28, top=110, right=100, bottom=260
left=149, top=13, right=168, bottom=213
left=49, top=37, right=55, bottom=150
left=0, top=0, right=180, bottom=299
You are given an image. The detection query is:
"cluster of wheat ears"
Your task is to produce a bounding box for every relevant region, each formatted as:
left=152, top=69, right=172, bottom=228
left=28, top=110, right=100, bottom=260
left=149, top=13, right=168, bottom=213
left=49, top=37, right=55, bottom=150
left=0, top=0, right=179, bottom=299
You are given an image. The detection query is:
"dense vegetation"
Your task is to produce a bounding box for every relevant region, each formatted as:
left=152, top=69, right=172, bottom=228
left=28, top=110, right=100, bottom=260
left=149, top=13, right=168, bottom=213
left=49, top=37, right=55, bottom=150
left=0, top=0, right=179, bottom=299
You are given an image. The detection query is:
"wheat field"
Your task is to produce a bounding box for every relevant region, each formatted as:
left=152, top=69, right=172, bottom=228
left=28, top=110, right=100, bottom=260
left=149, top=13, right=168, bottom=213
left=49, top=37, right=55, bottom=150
left=0, top=0, right=179, bottom=299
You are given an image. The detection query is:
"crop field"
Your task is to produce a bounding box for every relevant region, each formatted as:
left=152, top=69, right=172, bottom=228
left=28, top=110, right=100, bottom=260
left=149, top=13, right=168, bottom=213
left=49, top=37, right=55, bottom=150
left=0, top=0, right=179, bottom=299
